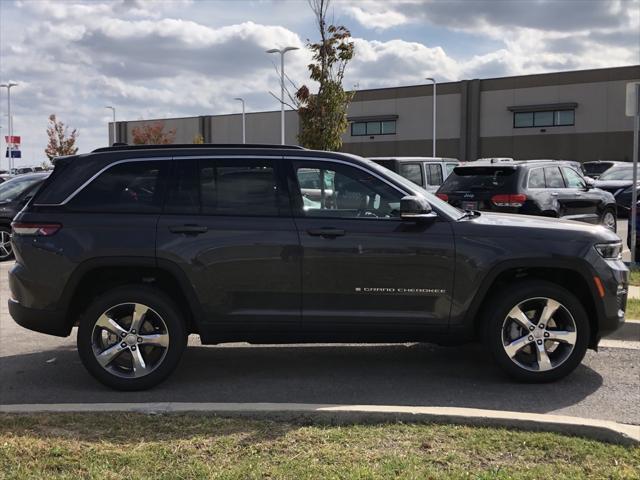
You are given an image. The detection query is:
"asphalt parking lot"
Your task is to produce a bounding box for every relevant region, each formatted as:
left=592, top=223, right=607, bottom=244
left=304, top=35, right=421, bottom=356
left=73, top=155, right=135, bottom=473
left=1, top=260, right=638, bottom=425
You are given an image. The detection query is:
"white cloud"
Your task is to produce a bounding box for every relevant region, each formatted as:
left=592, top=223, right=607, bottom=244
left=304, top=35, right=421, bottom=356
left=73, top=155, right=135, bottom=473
left=0, top=0, right=637, bottom=165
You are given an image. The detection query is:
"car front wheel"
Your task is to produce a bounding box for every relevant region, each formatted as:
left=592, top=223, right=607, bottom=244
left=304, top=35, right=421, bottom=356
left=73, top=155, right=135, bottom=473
left=600, top=209, right=617, bottom=232
left=77, top=285, right=186, bottom=390
left=0, top=226, right=13, bottom=261
left=484, top=280, right=589, bottom=382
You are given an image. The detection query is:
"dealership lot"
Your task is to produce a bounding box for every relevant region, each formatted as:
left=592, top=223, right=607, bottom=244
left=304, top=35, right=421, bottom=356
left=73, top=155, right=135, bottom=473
left=1, top=260, right=638, bottom=425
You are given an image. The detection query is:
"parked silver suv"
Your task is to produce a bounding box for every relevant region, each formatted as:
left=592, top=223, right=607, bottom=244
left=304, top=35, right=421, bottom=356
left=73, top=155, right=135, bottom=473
left=370, top=157, right=459, bottom=193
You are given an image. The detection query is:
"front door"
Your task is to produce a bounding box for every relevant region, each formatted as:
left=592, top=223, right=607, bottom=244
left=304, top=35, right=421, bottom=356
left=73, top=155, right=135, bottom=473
left=289, top=159, right=455, bottom=337
left=559, top=166, right=601, bottom=223
left=156, top=156, right=301, bottom=340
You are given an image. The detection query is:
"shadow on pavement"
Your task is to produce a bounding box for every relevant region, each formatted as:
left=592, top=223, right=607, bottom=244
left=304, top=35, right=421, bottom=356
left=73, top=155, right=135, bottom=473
left=0, top=342, right=603, bottom=415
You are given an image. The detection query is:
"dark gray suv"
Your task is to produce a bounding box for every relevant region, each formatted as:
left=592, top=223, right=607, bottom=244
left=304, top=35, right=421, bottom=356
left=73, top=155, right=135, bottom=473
left=8, top=145, right=628, bottom=390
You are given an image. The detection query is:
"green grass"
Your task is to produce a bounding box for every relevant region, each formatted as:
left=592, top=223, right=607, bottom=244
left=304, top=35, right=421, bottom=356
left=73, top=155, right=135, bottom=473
left=626, top=298, right=640, bottom=320
left=629, top=270, right=640, bottom=287
left=0, top=414, right=638, bottom=479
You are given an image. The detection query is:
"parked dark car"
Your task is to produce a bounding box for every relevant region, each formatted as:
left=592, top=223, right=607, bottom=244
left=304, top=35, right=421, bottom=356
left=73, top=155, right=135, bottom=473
left=0, top=172, right=49, bottom=260
left=8, top=145, right=627, bottom=390
left=436, top=160, right=618, bottom=231
left=593, top=165, right=637, bottom=214
left=583, top=161, right=627, bottom=180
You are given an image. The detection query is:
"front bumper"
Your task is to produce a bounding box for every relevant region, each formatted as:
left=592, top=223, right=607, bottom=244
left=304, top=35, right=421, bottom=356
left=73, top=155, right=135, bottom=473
left=8, top=299, right=71, bottom=337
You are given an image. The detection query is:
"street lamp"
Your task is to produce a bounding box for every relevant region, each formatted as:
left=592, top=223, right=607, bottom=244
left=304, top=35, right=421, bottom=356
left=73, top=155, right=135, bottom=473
left=425, top=77, right=436, bottom=157
left=267, top=46, right=299, bottom=145
left=105, top=106, right=116, bottom=145
left=234, top=97, right=246, bottom=144
left=0, top=82, right=18, bottom=170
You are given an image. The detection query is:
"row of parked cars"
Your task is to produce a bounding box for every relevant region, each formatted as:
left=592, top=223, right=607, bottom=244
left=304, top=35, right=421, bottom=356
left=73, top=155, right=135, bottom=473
left=370, top=156, right=638, bottom=232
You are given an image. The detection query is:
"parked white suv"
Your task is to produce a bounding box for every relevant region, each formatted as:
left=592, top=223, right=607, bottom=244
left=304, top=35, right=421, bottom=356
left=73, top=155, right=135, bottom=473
left=370, top=157, right=459, bottom=192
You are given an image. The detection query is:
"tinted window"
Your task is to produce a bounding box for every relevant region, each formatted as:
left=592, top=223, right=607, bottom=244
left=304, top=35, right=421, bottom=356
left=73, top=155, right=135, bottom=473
left=528, top=168, right=545, bottom=188
left=426, top=164, right=444, bottom=186
left=294, top=161, right=403, bottom=219
left=165, top=160, right=199, bottom=214
left=439, top=167, right=517, bottom=193
left=445, top=163, right=457, bottom=176
left=0, top=175, right=45, bottom=202
left=69, top=161, right=167, bottom=213
left=366, top=122, right=381, bottom=135
left=534, top=111, right=554, bottom=127
left=598, top=167, right=633, bottom=181
left=398, top=163, right=423, bottom=186
left=514, top=112, right=533, bottom=128
left=584, top=162, right=614, bottom=176
left=200, top=160, right=279, bottom=216
left=556, top=110, right=575, bottom=126
left=544, top=167, right=565, bottom=188
left=562, top=167, right=585, bottom=188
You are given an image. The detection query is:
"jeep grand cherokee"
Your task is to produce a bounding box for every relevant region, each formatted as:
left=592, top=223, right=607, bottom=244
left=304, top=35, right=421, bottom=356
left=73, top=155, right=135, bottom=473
left=8, top=145, right=628, bottom=390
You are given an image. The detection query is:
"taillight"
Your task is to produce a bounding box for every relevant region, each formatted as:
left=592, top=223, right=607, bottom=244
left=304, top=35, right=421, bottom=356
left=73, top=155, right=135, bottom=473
left=436, top=193, right=449, bottom=201
left=491, top=194, right=527, bottom=207
left=11, top=222, right=61, bottom=236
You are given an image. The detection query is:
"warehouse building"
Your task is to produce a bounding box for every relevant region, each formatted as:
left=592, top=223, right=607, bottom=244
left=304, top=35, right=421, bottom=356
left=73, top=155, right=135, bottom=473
left=111, top=65, right=640, bottom=162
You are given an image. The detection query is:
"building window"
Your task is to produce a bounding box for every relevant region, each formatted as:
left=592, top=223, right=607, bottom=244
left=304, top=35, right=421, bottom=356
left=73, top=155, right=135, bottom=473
left=513, top=109, right=575, bottom=128
left=351, top=120, right=397, bottom=136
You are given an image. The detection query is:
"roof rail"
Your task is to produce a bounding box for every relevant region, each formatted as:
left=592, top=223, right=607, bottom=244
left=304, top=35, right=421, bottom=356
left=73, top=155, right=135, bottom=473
left=91, top=143, right=306, bottom=153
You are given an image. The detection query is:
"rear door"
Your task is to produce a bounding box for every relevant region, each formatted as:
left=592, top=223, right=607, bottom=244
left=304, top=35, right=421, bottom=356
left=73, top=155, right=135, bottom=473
left=424, top=162, right=444, bottom=192
left=156, top=156, right=301, bottom=339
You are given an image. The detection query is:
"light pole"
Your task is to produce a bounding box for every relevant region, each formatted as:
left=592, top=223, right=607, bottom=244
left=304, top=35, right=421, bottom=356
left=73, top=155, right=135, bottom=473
left=234, top=97, right=246, bottom=144
left=425, top=77, right=436, bottom=157
left=1, top=82, right=17, bottom=170
left=267, top=46, right=299, bottom=145
left=105, top=106, right=116, bottom=145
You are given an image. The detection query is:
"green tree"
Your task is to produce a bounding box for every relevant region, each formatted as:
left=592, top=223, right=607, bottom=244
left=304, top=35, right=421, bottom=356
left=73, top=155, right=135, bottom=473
left=45, top=114, right=79, bottom=160
left=295, top=0, right=355, bottom=151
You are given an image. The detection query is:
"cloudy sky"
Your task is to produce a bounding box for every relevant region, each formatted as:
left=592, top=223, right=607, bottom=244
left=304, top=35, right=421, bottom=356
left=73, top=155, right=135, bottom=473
left=0, top=0, right=638, bottom=166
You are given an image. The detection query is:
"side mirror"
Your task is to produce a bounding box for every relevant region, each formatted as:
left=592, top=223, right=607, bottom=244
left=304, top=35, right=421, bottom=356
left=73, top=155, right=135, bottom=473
left=400, top=195, right=437, bottom=220
left=584, top=177, right=595, bottom=190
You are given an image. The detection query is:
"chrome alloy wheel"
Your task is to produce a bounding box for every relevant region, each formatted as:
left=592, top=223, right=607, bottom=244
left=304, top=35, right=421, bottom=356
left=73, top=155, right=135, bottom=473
left=602, top=211, right=616, bottom=231
left=0, top=229, right=12, bottom=260
left=91, top=303, right=170, bottom=378
left=501, top=297, right=577, bottom=372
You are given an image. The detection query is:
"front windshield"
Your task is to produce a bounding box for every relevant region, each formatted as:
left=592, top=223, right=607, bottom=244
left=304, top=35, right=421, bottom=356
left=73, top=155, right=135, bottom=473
left=354, top=155, right=465, bottom=219
left=598, top=167, right=633, bottom=181
left=0, top=175, right=44, bottom=202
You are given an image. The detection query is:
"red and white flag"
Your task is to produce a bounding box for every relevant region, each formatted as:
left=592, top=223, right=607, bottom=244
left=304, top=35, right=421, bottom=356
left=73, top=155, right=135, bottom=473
left=4, top=135, right=20, bottom=146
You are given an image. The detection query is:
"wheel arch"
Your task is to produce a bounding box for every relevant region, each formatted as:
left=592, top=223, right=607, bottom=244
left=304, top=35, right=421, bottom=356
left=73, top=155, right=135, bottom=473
left=465, top=259, right=602, bottom=348
left=60, top=257, right=204, bottom=335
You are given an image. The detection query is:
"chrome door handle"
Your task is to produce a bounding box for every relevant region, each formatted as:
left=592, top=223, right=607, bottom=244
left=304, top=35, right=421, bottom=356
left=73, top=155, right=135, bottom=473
left=551, top=192, right=559, bottom=196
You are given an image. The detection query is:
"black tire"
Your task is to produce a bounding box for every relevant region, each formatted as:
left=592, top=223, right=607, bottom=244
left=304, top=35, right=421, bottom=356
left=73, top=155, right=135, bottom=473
left=77, top=285, right=187, bottom=391
left=600, top=208, right=617, bottom=232
left=483, top=279, right=590, bottom=383
left=0, top=225, right=14, bottom=261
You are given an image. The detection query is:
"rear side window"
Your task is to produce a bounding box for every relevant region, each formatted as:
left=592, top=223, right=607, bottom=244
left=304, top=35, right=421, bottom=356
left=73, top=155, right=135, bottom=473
left=544, top=167, right=565, bottom=188
left=164, top=158, right=280, bottom=216
left=398, top=163, right=424, bottom=186
left=528, top=168, right=545, bottom=188
left=584, top=162, right=613, bottom=176
left=426, top=164, right=444, bottom=186
left=68, top=161, right=168, bottom=213
left=439, top=167, right=516, bottom=193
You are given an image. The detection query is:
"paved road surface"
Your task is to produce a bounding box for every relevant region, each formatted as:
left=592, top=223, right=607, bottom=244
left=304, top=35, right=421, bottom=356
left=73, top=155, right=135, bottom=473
left=1, top=261, right=638, bottom=425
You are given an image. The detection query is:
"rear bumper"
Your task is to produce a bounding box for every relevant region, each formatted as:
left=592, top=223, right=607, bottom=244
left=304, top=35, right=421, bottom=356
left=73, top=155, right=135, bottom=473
left=8, top=299, right=72, bottom=337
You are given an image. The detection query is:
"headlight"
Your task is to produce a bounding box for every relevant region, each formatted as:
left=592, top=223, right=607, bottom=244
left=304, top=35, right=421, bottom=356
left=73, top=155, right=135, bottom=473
left=594, top=242, right=622, bottom=259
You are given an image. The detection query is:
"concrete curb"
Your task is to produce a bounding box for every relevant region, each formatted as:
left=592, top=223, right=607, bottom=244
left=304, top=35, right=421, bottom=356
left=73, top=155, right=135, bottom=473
left=1, top=402, right=638, bottom=446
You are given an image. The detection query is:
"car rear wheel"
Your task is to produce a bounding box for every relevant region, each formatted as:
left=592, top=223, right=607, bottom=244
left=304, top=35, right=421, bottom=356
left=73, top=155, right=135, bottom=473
left=0, top=226, right=13, bottom=261
left=484, top=280, right=589, bottom=382
left=601, top=209, right=616, bottom=231
left=77, top=285, right=186, bottom=390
